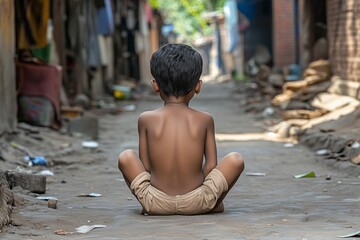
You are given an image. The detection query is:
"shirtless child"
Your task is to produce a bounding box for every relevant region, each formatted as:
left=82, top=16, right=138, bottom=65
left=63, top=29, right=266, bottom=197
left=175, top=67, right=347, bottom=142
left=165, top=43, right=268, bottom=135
left=118, top=43, right=244, bottom=215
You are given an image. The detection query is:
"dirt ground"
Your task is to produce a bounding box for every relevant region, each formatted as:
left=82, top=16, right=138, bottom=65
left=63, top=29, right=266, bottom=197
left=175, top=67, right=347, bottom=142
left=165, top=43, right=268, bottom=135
left=1, top=81, right=359, bottom=240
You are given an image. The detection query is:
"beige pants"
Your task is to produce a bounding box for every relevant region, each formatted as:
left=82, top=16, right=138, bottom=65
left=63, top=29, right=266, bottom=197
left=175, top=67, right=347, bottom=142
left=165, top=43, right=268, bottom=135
left=130, top=169, right=228, bottom=215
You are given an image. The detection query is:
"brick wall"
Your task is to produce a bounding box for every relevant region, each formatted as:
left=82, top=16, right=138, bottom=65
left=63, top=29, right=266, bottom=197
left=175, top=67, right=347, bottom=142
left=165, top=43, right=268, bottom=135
left=327, top=0, right=360, bottom=82
left=272, top=0, right=296, bottom=67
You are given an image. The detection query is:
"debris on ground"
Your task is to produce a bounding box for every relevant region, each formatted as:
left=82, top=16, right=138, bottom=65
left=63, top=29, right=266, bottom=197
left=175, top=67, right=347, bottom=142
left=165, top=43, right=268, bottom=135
left=293, top=171, right=316, bottom=178
left=237, top=58, right=360, bottom=173
left=77, top=193, right=102, bottom=197
left=75, top=224, right=106, bottom=234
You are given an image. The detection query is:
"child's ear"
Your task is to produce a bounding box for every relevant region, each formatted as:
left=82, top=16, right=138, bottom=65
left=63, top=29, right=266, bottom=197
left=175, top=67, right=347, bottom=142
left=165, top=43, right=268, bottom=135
left=195, top=80, right=202, bottom=94
left=151, top=79, right=160, bottom=93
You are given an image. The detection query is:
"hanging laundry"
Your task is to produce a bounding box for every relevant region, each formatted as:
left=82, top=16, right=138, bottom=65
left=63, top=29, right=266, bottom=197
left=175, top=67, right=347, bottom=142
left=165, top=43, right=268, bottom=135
left=223, top=0, right=239, bottom=53
left=15, top=0, right=50, bottom=49
left=97, top=0, right=115, bottom=36
left=85, top=0, right=101, bottom=68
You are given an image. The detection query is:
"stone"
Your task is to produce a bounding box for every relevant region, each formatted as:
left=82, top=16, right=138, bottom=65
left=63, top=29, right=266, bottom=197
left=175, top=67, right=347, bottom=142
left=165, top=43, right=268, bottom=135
left=66, top=116, right=99, bottom=140
left=48, top=199, right=57, bottom=209
left=6, top=172, right=46, bottom=194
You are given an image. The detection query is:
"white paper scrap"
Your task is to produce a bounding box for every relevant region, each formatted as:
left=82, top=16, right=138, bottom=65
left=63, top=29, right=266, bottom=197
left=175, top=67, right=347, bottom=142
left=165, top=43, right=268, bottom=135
left=337, top=230, right=360, bottom=238
left=75, top=225, right=106, bottom=234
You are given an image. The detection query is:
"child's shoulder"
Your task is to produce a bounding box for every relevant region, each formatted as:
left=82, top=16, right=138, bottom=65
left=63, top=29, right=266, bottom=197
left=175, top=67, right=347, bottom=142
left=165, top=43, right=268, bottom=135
left=138, top=109, right=158, bottom=120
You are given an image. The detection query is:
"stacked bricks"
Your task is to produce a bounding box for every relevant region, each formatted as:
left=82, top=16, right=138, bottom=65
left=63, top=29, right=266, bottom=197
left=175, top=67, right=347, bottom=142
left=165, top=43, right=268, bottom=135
left=327, top=0, right=360, bottom=82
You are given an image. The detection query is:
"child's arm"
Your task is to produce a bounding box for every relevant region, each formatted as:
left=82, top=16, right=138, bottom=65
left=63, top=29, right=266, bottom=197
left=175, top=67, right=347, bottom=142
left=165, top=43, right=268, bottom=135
left=138, top=113, right=151, bottom=172
left=203, top=114, right=217, bottom=177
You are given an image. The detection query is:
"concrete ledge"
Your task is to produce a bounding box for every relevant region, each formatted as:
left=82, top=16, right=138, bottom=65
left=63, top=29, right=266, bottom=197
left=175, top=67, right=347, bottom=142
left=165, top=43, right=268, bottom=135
left=6, top=172, right=46, bottom=194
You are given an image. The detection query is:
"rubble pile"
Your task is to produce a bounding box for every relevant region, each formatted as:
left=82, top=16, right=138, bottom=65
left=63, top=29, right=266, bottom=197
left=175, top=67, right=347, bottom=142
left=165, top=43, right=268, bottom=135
left=246, top=59, right=360, bottom=168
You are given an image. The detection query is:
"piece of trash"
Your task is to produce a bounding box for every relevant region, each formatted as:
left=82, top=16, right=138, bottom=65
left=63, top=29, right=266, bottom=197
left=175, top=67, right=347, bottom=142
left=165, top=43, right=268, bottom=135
left=36, top=170, right=54, bottom=176
left=315, top=149, right=331, bottom=156
left=113, top=85, right=131, bottom=100
left=294, top=171, right=316, bottom=178
left=48, top=199, right=58, bottom=209
left=14, top=166, right=32, bottom=174
left=337, top=230, right=360, bottom=238
left=326, top=175, right=331, bottom=180
left=262, top=107, right=274, bottom=117
left=283, top=143, right=294, bottom=148
left=24, top=155, right=47, bottom=166
left=75, top=224, right=106, bottom=234
left=77, top=193, right=102, bottom=197
left=245, top=172, right=266, bottom=176
left=54, top=229, right=74, bottom=235
left=351, top=141, right=360, bottom=149
left=81, top=141, right=99, bottom=149
left=36, top=196, right=58, bottom=201
left=122, top=104, right=136, bottom=111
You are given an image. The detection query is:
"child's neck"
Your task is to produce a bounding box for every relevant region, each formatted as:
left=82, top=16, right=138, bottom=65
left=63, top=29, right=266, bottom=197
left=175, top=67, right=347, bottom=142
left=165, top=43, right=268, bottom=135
left=163, top=95, right=192, bottom=106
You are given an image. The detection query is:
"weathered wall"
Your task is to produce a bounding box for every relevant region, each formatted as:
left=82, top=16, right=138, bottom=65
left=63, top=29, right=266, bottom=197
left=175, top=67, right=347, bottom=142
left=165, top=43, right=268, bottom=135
left=327, top=0, right=360, bottom=82
left=272, top=0, right=296, bottom=67
left=0, top=0, right=17, bottom=134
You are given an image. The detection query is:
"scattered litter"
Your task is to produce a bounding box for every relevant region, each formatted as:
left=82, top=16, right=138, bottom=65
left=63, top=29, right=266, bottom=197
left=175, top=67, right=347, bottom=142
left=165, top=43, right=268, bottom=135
left=81, top=141, right=99, bottom=149
left=351, top=141, right=360, bottom=149
left=115, top=178, right=125, bottom=182
left=54, top=229, right=74, bottom=235
left=36, top=196, right=58, bottom=201
left=127, top=197, right=133, bottom=200
left=113, top=85, right=131, bottom=100
left=48, top=199, right=58, bottom=209
left=75, top=224, right=106, bottom=234
left=24, top=155, right=47, bottom=166
left=122, top=104, right=136, bottom=111
left=337, top=230, right=360, bottom=238
left=325, top=175, right=331, bottom=180
left=315, top=149, right=331, bottom=156
left=245, top=172, right=266, bottom=176
left=262, top=107, right=275, bottom=117
left=294, top=171, right=316, bottom=178
left=36, top=170, right=54, bottom=176
left=77, top=193, right=102, bottom=197
left=283, top=143, right=294, bottom=148
left=14, top=166, right=32, bottom=174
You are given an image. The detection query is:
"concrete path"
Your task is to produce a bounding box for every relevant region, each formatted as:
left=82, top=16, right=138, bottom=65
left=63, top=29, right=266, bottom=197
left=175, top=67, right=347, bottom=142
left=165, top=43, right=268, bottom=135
left=2, top=81, right=359, bottom=240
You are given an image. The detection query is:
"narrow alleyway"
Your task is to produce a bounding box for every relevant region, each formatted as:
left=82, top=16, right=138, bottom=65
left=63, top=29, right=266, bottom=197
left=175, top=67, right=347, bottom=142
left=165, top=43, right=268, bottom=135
left=2, top=81, right=359, bottom=240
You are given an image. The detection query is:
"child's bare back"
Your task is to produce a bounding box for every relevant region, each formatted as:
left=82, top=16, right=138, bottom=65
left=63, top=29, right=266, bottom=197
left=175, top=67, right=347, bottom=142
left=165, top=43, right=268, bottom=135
left=139, top=103, right=216, bottom=195
left=118, top=43, right=244, bottom=215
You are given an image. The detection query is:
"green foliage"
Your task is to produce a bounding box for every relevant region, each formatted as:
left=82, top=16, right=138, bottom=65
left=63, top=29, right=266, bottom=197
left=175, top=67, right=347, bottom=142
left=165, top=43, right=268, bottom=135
left=157, top=0, right=226, bottom=42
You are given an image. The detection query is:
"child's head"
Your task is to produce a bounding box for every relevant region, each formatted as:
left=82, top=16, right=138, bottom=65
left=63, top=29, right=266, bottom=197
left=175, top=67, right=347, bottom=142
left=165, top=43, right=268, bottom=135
left=150, top=43, right=203, bottom=97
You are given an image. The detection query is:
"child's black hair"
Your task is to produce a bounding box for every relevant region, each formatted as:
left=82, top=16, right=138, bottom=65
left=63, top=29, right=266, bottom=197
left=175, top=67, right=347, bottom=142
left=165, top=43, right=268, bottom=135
left=150, top=43, right=203, bottom=97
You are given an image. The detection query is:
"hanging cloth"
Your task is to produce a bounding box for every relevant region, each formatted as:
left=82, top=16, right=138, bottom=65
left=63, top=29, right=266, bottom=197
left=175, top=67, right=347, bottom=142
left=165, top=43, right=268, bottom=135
left=223, top=0, right=239, bottom=53
left=97, top=0, right=115, bottom=35
left=16, top=0, right=50, bottom=49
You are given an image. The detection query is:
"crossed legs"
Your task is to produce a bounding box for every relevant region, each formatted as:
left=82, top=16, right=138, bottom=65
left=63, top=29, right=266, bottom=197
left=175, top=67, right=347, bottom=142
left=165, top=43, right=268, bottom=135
left=211, top=152, right=245, bottom=212
left=118, top=150, right=245, bottom=213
